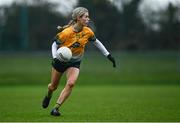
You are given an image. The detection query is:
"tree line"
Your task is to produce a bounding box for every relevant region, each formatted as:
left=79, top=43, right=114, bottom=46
left=0, top=0, right=179, bottom=51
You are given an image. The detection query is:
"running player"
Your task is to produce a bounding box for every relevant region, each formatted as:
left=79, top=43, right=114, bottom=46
left=42, top=7, right=116, bottom=116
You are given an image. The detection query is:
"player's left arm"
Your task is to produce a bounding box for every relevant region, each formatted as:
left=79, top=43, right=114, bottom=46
left=91, top=37, right=116, bottom=68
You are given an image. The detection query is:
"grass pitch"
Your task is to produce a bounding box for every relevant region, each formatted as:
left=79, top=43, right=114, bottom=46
left=0, top=51, right=180, bottom=122
left=0, top=85, right=180, bottom=122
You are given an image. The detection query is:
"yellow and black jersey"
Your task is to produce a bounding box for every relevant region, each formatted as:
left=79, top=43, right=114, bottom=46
left=55, top=26, right=96, bottom=61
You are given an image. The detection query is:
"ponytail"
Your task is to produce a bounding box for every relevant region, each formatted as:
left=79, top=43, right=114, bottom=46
left=57, top=20, right=75, bottom=32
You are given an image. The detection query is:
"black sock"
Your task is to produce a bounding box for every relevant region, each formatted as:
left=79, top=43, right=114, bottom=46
left=47, top=91, right=52, bottom=98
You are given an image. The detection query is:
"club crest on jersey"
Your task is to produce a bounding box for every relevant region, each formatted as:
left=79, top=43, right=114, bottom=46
left=76, top=32, right=85, bottom=39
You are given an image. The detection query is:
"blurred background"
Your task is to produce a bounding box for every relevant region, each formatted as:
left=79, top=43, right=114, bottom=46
left=0, top=0, right=180, bottom=51
left=0, top=0, right=180, bottom=84
left=0, top=0, right=180, bottom=85
left=0, top=0, right=180, bottom=83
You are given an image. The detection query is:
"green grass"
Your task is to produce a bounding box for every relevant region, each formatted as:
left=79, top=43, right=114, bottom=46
left=0, top=51, right=180, bottom=85
left=0, top=51, right=180, bottom=121
left=0, top=85, right=180, bottom=122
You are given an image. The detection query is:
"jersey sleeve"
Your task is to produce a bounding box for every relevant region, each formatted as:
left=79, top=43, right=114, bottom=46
left=87, top=27, right=96, bottom=42
left=55, top=31, right=67, bottom=45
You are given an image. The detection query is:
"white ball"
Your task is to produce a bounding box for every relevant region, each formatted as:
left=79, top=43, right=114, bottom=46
left=56, top=46, right=72, bottom=62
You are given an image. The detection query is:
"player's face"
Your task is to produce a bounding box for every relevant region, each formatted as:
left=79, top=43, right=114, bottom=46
left=78, top=12, right=90, bottom=26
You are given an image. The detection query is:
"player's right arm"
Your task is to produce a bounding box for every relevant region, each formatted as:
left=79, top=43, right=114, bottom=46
left=51, top=41, right=58, bottom=59
left=51, top=32, right=66, bottom=59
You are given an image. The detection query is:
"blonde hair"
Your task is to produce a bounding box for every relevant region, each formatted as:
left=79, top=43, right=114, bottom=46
left=57, top=7, right=88, bottom=32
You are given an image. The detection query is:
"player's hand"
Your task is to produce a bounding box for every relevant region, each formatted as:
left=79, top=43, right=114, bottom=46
left=52, top=58, right=59, bottom=64
left=107, top=54, right=116, bottom=68
left=53, top=58, right=59, bottom=61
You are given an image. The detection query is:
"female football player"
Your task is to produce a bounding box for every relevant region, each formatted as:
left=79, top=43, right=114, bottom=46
left=42, top=7, right=116, bottom=116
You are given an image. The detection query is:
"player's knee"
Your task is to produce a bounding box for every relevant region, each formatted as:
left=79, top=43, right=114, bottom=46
left=48, top=83, right=57, bottom=91
left=67, top=81, right=75, bottom=88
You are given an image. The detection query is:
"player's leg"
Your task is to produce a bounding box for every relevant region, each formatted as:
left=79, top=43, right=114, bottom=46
left=42, top=67, right=63, bottom=108
left=51, top=67, right=80, bottom=116
left=56, top=67, right=79, bottom=106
